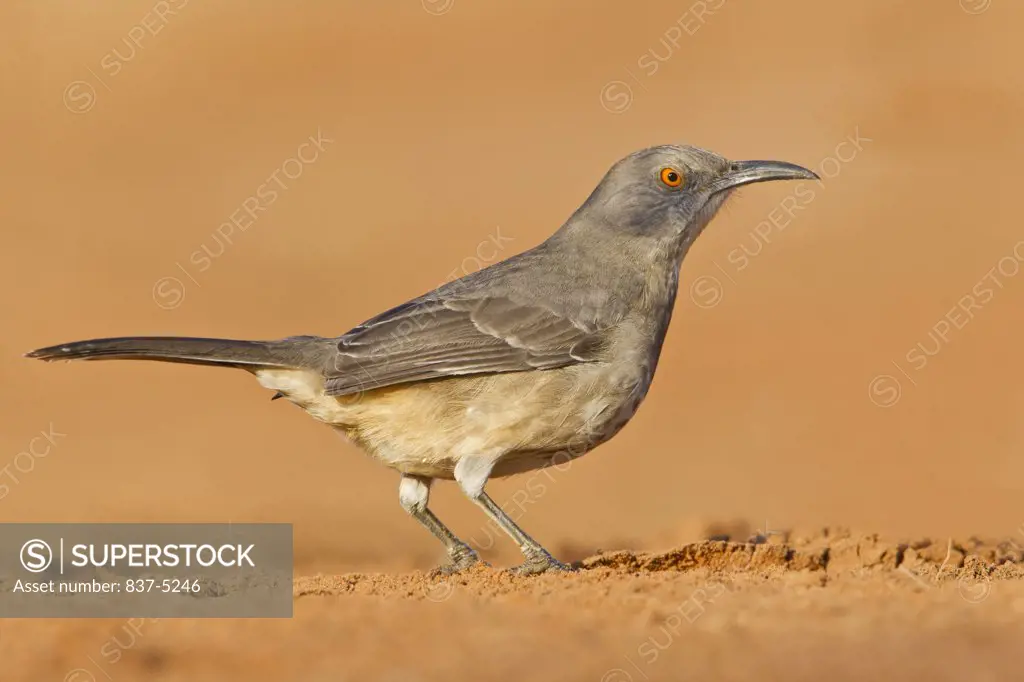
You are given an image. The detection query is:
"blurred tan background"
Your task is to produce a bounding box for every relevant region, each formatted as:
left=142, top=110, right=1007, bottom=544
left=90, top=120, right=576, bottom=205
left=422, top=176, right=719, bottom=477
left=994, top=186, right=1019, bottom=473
left=2, top=0, right=1023, bottom=575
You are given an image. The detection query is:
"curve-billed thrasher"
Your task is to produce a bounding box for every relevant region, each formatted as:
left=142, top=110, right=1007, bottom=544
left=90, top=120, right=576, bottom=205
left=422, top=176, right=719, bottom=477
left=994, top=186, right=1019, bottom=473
left=27, top=145, right=816, bottom=574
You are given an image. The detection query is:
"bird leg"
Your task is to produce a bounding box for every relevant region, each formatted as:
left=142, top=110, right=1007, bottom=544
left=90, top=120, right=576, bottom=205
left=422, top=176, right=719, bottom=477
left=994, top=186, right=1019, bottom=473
left=454, top=457, right=573, bottom=575
left=399, top=475, right=479, bottom=574
left=473, top=491, right=573, bottom=574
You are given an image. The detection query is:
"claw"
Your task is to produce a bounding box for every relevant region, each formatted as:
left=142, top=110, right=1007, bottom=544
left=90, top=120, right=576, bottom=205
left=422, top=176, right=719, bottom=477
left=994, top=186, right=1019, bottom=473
left=428, top=545, right=482, bottom=576
left=507, top=550, right=575, bottom=576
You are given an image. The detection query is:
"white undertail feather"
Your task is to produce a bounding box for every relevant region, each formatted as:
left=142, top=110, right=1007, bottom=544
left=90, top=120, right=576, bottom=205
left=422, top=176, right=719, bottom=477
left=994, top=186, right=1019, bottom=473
left=255, top=369, right=352, bottom=424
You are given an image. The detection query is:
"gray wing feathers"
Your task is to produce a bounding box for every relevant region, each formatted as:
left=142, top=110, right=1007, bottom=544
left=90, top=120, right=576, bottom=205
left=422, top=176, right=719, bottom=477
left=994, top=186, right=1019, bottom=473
left=322, top=294, right=606, bottom=397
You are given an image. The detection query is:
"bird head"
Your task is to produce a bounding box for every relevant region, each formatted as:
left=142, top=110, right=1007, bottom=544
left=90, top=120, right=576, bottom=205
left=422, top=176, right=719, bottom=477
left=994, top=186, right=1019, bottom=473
left=573, top=144, right=818, bottom=248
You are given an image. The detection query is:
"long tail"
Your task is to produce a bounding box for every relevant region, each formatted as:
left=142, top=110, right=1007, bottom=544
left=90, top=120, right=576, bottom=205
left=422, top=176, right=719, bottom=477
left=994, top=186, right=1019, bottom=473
left=25, top=335, right=333, bottom=371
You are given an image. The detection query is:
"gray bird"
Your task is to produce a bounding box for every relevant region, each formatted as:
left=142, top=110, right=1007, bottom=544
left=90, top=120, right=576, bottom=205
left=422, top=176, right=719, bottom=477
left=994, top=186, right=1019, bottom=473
left=27, top=145, right=816, bottom=574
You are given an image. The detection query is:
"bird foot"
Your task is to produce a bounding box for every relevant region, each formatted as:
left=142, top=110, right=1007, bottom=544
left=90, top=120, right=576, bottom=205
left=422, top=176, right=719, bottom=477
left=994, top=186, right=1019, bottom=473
left=429, top=544, right=483, bottom=576
left=507, top=549, right=575, bottom=576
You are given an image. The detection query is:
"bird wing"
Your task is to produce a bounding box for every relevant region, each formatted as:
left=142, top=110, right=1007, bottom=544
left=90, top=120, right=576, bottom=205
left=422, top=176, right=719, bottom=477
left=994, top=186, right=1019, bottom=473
left=322, top=293, right=607, bottom=397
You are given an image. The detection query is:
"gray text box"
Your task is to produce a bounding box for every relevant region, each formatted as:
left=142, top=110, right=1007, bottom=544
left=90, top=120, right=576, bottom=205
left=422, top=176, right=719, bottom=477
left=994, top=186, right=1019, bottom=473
left=0, top=523, right=292, bottom=617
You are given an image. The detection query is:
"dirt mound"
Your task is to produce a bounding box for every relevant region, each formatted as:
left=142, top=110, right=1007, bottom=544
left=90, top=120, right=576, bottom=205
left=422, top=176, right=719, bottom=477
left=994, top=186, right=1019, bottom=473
left=294, top=530, right=1024, bottom=602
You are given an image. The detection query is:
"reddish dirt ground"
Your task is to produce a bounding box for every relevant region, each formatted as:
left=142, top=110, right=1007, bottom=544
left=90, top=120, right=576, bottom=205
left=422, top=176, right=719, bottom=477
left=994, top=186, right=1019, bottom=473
left=3, top=1, right=1024, bottom=680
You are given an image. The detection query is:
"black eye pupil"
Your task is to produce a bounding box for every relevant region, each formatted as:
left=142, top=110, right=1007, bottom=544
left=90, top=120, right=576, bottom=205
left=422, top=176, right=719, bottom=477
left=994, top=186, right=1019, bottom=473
left=667, top=172, right=678, bottom=182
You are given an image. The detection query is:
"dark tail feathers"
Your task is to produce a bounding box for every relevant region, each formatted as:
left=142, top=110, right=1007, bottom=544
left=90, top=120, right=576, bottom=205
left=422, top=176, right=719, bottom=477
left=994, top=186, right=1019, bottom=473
left=25, top=335, right=332, bottom=371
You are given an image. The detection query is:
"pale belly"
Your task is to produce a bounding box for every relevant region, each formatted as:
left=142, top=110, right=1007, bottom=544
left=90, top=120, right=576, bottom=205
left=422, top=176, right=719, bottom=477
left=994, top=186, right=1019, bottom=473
left=255, top=360, right=652, bottom=479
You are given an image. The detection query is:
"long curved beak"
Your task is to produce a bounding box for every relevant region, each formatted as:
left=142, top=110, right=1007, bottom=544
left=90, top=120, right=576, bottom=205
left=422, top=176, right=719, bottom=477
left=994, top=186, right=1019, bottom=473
left=707, top=160, right=819, bottom=194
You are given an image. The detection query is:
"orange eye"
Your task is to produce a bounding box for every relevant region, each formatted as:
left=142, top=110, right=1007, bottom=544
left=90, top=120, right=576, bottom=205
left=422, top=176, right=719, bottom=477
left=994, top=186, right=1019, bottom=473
left=660, top=167, right=684, bottom=187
